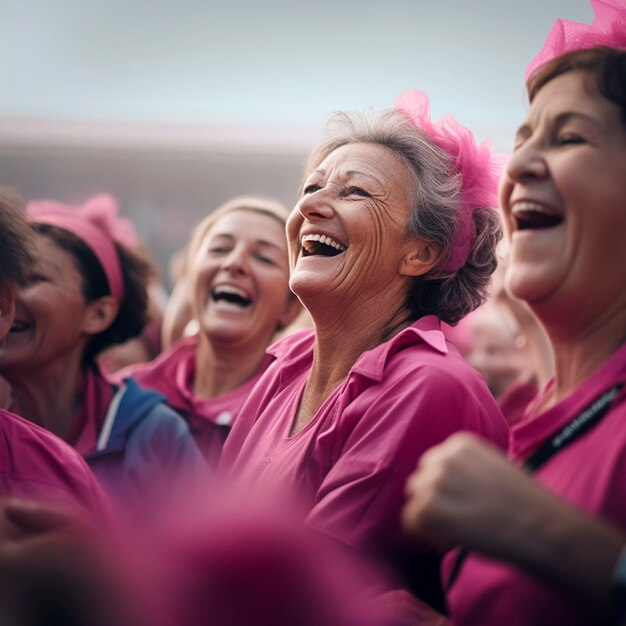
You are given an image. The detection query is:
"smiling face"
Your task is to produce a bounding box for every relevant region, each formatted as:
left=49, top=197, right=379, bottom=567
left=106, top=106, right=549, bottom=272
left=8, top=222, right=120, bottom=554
left=0, top=234, right=97, bottom=376
left=500, top=71, right=626, bottom=323
left=287, top=142, right=425, bottom=324
left=189, top=209, right=293, bottom=347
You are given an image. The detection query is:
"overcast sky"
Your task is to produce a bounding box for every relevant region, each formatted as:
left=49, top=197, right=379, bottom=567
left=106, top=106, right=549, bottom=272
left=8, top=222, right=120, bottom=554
left=1, top=0, right=594, bottom=152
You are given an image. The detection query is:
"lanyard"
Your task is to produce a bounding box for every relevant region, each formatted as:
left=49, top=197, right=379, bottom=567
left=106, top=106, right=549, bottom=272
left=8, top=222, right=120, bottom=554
left=445, top=383, right=624, bottom=592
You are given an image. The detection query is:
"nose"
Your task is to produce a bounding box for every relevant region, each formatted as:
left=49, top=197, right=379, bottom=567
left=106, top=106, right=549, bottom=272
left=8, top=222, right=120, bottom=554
left=503, top=139, right=548, bottom=184
left=221, top=245, right=249, bottom=275
left=297, top=187, right=336, bottom=222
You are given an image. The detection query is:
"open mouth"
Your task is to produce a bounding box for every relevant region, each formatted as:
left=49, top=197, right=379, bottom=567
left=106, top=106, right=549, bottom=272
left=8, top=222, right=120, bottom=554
left=211, top=285, right=252, bottom=308
left=301, top=234, right=347, bottom=258
left=512, top=203, right=563, bottom=231
left=9, top=320, right=31, bottom=333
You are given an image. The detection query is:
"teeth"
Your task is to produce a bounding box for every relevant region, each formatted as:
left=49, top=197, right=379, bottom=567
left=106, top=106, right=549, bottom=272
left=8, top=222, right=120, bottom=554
left=301, top=233, right=346, bottom=252
left=213, top=285, right=249, bottom=299
left=512, top=201, right=554, bottom=215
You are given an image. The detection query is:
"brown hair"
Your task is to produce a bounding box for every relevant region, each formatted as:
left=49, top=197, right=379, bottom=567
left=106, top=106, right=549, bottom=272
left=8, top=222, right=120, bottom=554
left=527, top=46, right=626, bottom=127
left=0, top=187, right=37, bottom=286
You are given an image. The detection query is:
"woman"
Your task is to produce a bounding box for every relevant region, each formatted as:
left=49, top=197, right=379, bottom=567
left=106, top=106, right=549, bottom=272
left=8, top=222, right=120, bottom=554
left=118, top=196, right=301, bottom=465
left=0, top=196, right=203, bottom=510
left=220, top=94, right=509, bottom=608
left=403, top=5, right=626, bottom=624
left=0, top=188, right=110, bottom=517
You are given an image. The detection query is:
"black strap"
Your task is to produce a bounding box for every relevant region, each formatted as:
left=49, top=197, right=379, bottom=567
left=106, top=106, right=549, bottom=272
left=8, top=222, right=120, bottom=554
left=445, top=383, right=624, bottom=592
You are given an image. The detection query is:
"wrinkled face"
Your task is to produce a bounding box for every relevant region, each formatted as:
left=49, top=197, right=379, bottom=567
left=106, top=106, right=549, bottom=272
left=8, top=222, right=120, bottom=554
left=0, top=234, right=92, bottom=375
left=189, top=210, right=292, bottom=346
left=499, top=71, right=626, bottom=320
left=287, top=142, right=417, bottom=317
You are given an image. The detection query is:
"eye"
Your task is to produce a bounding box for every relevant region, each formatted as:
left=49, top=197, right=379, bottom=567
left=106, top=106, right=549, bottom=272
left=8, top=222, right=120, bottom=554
left=303, top=183, right=321, bottom=195
left=345, top=186, right=371, bottom=198
left=557, top=133, right=585, bottom=146
left=208, top=246, right=232, bottom=255
left=255, top=253, right=277, bottom=266
left=26, top=273, right=47, bottom=285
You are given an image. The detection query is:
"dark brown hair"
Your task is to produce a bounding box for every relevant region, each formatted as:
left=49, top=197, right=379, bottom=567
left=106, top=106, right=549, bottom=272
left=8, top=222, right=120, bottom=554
left=527, top=46, right=626, bottom=127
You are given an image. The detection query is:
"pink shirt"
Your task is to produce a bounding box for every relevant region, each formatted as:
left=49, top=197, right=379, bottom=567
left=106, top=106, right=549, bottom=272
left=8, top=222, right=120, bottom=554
left=448, top=342, right=626, bottom=626
left=221, top=316, right=509, bottom=599
left=0, top=408, right=111, bottom=517
left=119, top=336, right=271, bottom=464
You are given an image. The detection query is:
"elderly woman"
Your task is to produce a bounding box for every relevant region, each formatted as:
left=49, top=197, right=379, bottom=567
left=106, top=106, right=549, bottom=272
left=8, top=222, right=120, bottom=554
left=403, top=4, right=626, bottom=624
left=0, top=188, right=110, bottom=517
left=0, top=196, right=203, bottom=509
left=220, top=95, right=509, bottom=608
left=118, top=196, right=301, bottom=465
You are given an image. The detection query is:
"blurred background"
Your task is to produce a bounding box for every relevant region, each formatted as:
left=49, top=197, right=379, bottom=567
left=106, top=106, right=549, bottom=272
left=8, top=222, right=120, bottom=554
left=0, top=0, right=592, bottom=282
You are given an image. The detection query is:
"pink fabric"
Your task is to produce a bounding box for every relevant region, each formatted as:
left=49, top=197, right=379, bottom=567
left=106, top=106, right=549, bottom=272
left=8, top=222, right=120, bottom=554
left=395, top=91, right=504, bottom=274
left=0, top=408, right=112, bottom=517
left=497, top=379, right=539, bottom=428
left=447, top=342, right=626, bottom=626
left=526, top=0, right=626, bottom=80
left=27, top=195, right=135, bottom=303
left=221, top=317, right=509, bottom=584
left=68, top=366, right=114, bottom=456
left=117, top=336, right=272, bottom=465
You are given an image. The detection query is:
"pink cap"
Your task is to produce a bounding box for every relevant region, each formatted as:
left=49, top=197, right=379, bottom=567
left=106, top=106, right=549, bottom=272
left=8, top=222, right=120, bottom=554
left=526, top=0, right=626, bottom=80
left=395, top=91, right=504, bottom=275
left=26, top=194, right=137, bottom=304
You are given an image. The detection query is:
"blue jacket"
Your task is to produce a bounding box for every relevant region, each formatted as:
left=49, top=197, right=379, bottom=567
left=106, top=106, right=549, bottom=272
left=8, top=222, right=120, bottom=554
left=86, top=378, right=205, bottom=510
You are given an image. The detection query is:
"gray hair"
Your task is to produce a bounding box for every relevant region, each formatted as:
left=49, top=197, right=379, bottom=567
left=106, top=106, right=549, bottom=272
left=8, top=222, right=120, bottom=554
left=303, top=108, right=502, bottom=325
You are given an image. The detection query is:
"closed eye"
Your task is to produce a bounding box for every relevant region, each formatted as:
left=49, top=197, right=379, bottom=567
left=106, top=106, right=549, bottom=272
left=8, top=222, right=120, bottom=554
left=344, top=186, right=371, bottom=198
left=303, top=184, right=321, bottom=195
left=557, top=134, right=585, bottom=146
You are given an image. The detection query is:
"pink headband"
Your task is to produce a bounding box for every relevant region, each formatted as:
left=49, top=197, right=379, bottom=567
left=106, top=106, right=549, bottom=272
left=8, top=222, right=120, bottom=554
left=526, top=0, right=626, bottom=80
left=26, top=195, right=138, bottom=304
left=395, top=91, right=504, bottom=275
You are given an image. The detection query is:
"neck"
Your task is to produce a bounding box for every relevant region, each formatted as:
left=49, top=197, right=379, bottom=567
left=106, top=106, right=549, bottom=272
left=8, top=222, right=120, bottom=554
left=289, top=304, right=412, bottom=437
left=6, top=355, right=86, bottom=439
left=540, top=302, right=626, bottom=408
left=192, top=332, right=270, bottom=398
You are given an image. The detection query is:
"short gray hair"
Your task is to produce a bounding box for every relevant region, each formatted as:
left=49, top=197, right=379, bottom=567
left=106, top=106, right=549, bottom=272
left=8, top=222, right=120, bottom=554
left=303, top=108, right=502, bottom=325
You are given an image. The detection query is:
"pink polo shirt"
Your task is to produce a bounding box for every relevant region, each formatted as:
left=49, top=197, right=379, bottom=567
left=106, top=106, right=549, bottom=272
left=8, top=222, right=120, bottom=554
left=221, top=316, right=509, bottom=600
left=447, top=341, right=626, bottom=626
left=0, top=408, right=111, bottom=517
left=119, top=336, right=272, bottom=465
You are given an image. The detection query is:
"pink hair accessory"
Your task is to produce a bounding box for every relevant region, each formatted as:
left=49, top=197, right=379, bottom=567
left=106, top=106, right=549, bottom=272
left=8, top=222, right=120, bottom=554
left=26, top=194, right=137, bottom=304
left=395, top=90, right=504, bottom=274
left=526, top=0, right=626, bottom=80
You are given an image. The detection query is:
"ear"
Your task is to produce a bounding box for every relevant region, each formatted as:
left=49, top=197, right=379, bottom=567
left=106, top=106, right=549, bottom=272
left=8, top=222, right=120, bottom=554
left=81, top=296, right=120, bottom=336
left=399, top=239, right=442, bottom=278
left=277, top=294, right=303, bottom=331
left=0, top=282, right=16, bottom=343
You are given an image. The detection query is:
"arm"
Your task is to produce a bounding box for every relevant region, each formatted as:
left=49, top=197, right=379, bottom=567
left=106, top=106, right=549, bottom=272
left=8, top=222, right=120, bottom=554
left=403, top=433, right=624, bottom=620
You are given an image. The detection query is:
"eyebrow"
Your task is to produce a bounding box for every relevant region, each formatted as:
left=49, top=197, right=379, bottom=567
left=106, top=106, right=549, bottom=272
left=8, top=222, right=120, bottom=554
left=210, top=233, right=283, bottom=251
left=516, top=110, right=604, bottom=139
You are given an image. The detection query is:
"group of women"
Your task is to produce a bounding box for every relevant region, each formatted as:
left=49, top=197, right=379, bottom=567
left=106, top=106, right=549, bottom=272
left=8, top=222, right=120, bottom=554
left=0, top=0, right=625, bottom=623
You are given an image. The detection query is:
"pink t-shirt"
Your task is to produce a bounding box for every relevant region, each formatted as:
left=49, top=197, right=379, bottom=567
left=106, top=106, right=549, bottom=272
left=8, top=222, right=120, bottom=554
left=0, top=408, right=111, bottom=518
left=447, top=342, right=626, bottom=626
left=118, top=336, right=271, bottom=465
left=221, top=316, right=509, bottom=599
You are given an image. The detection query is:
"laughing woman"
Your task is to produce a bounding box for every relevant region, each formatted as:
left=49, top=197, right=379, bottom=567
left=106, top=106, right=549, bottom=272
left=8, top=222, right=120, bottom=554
left=220, top=95, right=509, bottom=608
left=0, top=197, right=203, bottom=512
left=403, top=4, right=626, bottom=624
left=118, top=197, right=301, bottom=466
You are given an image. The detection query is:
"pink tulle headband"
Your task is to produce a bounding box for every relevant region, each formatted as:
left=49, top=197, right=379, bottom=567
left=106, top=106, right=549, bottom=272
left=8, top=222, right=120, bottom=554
left=395, top=91, right=503, bottom=274
left=26, top=194, right=138, bottom=304
left=526, top=0, right=626, bottom=80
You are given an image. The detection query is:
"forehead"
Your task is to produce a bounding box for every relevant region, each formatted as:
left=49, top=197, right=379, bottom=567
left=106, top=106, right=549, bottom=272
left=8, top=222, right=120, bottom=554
left=203, top=209, right=287, bottom=245
left=525, top=71, right=619, bottom=128
left=314, top=142, right=414, bottom=186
